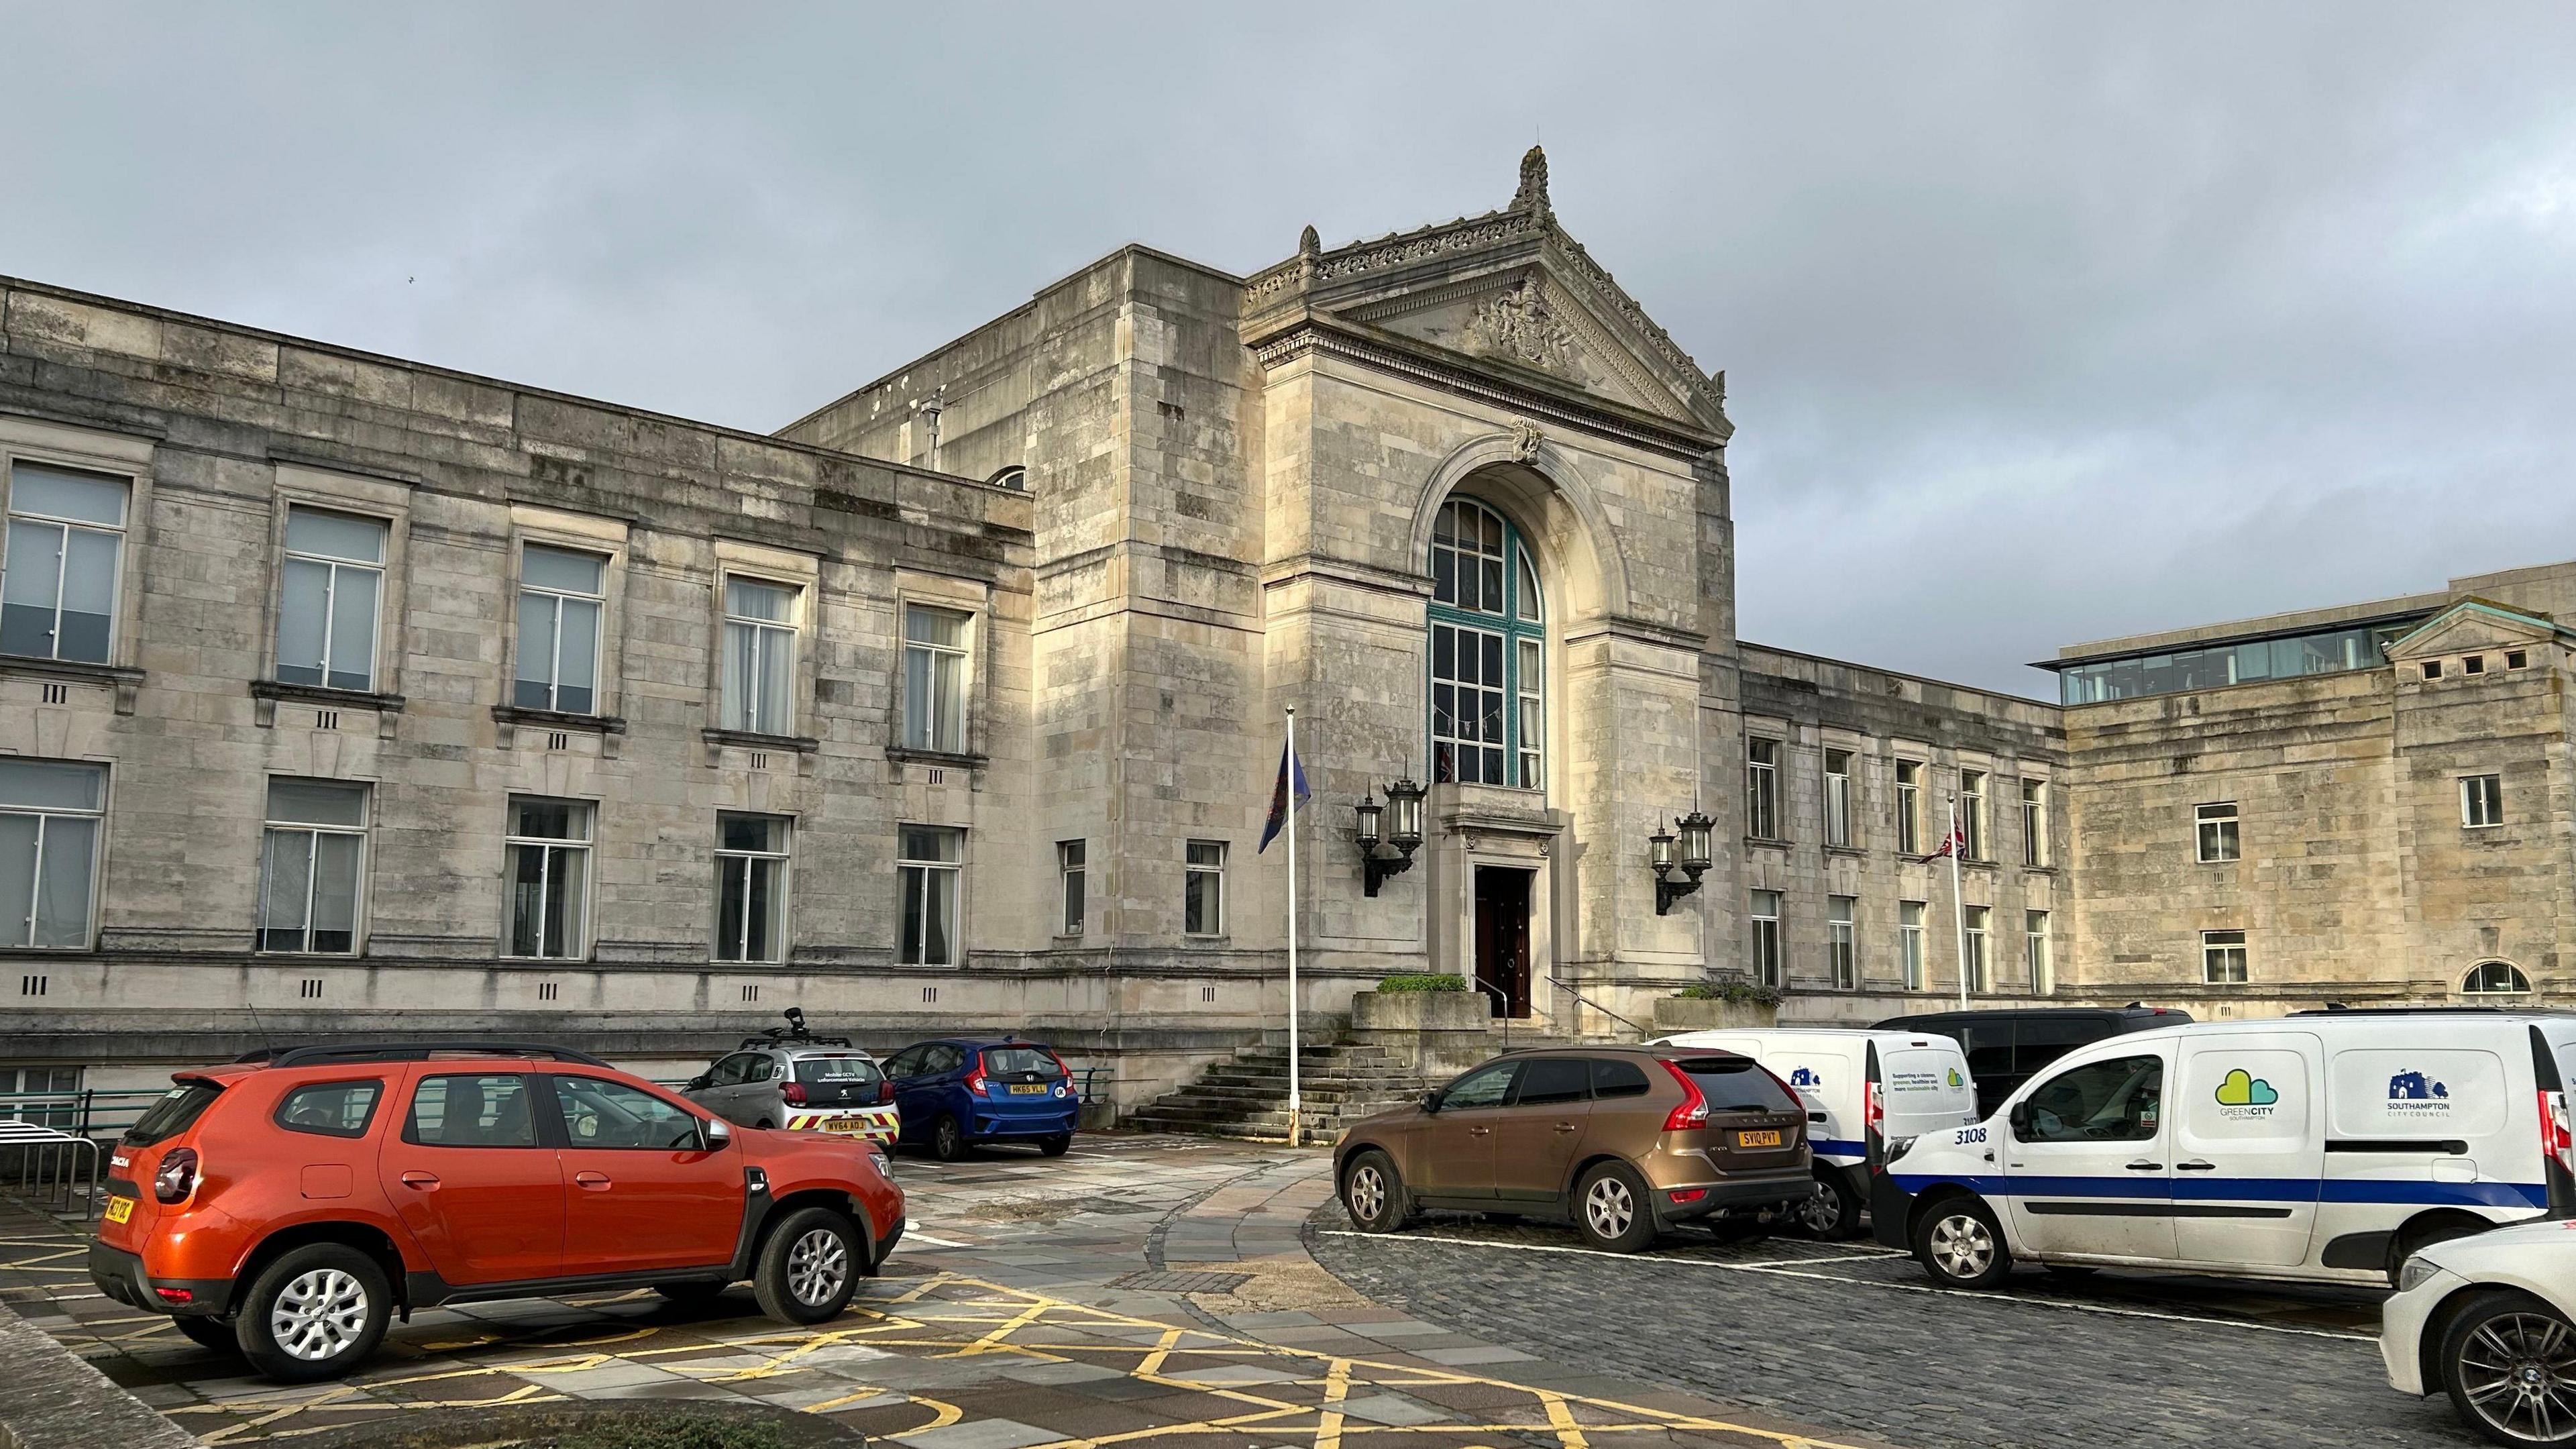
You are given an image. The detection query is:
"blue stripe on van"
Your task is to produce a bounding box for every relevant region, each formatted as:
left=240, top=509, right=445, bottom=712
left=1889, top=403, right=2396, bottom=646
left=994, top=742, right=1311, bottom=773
left=1888, top=1173, right=2546, bottom=1210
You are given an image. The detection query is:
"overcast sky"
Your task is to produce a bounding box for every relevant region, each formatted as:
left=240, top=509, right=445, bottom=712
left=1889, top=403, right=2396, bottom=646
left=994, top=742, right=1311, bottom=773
left=9, top=4, right=2575, bottom=697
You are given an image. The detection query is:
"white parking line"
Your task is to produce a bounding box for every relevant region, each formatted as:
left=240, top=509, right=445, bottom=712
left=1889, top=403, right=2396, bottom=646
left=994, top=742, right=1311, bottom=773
left=1320, top=1231, right=2377, bottom=1343
left=898, top=1230, right=972, bottom=1248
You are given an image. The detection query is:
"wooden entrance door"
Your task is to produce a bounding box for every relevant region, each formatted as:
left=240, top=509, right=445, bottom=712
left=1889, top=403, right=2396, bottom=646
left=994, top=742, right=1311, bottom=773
left=1472, top=867, right=1533, bottom=1019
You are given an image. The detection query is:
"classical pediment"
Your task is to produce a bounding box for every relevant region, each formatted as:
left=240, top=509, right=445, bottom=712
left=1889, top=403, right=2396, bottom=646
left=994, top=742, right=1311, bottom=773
left=1241, top=148, right=1731, bottom=439
left=2384, top=599, right=2568, bottom=660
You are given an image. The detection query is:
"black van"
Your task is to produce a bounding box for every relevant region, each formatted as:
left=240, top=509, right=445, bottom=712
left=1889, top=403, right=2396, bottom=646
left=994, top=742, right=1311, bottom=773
left=1868, top=1005, right=2192, bottom=1118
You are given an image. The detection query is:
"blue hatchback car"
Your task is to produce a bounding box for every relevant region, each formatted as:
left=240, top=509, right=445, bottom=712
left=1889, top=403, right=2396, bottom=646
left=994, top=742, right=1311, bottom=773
left=882, top=1038, right=1079, bottom=1159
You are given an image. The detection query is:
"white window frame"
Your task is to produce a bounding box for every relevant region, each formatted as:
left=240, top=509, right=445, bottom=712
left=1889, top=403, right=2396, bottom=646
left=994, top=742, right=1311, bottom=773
left=1895, top=759, right=1923, bottom=855
left=2196, top=801, right=2241, bottom=862
left=2463, top=773, right=2504, bottom=829
left=502, top=796, right=592, bottom=961
left=275, top=505, right=388, bottom=694
left=719, top=575, right=800, bottom=738
left=1517, top=636, right=1545, bottom=791
left=1750, top=889, right=1782, bottom=986
left=1899, top=900, right=1927, bottom=990
left=258, top=779, right=370, bottom=956
left=2202, top=928, right=2249, bottom=984
left=1, top=460, right=130, bottom=665
left=1827, top=895, right=1857, bottom=989
left=2021, top=779, right=2049, bottom=867
left=1823, top=750, right=1854, bottom=849
left=1747, top=739, right=1781, bottom=841
left=896, top=825, right=962, bottom=967
left=1959, top=770, right=1988, bottom=861
left=513, top=544, right=606, bottom=716
left=1963, top=904, right=1991, bottom=993
left=2026, top=909, right=2053, bottom=994
left=900, top=602, right=973, bottom=753
left=0, top=759, right=105, bottom=949
left=715, top=813, right=792, bottom=964
left=1057, top=839, right=1085, bottom=937
left=1184, top=840, right=1228, bottom=937
left=0, top=1064, right=83, bottom=1128
left=2463, top=960, right=2532, bottom=996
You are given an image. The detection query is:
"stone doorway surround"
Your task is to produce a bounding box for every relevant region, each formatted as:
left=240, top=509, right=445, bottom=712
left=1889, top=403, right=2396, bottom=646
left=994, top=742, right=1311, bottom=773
left=1425, top=786, right=1569, bottom=1032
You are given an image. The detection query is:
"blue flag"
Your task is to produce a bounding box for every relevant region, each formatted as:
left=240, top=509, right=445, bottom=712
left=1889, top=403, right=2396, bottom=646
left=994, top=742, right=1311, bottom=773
left=1258, top=739, right=1310, bottom=853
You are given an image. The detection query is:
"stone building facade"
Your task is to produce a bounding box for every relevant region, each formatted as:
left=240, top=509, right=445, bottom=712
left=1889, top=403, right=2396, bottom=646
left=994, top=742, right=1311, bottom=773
left=0, top=152, right=2559, bottom=1115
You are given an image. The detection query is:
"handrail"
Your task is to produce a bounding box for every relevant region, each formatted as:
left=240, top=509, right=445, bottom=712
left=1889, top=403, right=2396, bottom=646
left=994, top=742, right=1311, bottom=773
left=1464, top=981, right=1511, bottom=1051
left=1547, top=979, right=1653, bottom=1040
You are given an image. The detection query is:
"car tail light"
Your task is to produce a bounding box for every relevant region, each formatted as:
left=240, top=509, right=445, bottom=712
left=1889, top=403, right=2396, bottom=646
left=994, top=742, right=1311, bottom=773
left=965, top=1069, right=989, bottom=1098
left=877, top=1081, right=895, bottom=1105
left=1865, top=1081, right=1886, bottom=1139
left=2542, top=1090, right=2574, bottom=1176
left=1658, top=1060, right=1709, bottom=1132
left=1667, top=1188, right=1709, bottom=1204
left=784, top=1081, right=807, bottom=1106
left=153, top=1147, right=198, bottom=1204
left=1049, top=1049, right=1073, bottom=1085
left=154, top=1286, right=193, bottom=1303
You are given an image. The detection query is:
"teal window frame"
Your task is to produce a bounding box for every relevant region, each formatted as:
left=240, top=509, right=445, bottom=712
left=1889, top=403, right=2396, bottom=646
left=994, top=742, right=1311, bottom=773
left=1426, top=498, right=1545, bottom=789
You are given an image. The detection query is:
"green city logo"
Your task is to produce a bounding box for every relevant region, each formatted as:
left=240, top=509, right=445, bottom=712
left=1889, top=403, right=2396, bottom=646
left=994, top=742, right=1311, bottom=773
left=2215, top=1068, right=2279, bottom=1107
left=1946, top=1067, right=1966, bottom=1089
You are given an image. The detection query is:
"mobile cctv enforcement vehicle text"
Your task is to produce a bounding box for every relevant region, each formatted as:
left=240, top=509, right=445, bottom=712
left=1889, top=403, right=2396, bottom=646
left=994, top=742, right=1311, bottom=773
left=1652, top=1027, right=1978, bottom=1238
left=1876, top=1009, right=2576, bottom=1290
left=684, top=1010, right=900, bottom=1146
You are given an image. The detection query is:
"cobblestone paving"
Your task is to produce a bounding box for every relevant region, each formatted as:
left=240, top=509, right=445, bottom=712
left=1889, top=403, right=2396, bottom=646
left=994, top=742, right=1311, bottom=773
left=1307, top=1208, right=2476, bottom=1449
left=0, top=1137, right=1882, bottom=1449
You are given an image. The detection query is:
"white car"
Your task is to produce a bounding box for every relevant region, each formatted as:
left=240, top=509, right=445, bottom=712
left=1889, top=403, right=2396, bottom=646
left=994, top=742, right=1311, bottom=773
left=2385, top=1218, right=2576, bottom=1446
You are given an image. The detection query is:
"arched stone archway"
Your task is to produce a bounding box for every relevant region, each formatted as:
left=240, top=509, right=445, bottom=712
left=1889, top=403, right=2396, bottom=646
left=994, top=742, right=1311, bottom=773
left=1407, top=430, right=1629, bottom=625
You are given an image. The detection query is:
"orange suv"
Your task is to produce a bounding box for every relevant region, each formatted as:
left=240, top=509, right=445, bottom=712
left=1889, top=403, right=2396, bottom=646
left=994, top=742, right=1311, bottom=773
left=1335, top=1046, right=1815, bottom=1251
left=89, top=1042, right=906, bottom=1382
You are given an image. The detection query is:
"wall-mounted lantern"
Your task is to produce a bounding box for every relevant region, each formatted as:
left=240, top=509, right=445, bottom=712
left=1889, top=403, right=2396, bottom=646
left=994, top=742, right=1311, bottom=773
left=1652, top=807, right=1715, bottom=914
left=1358, top=774, right=1428, bottom=896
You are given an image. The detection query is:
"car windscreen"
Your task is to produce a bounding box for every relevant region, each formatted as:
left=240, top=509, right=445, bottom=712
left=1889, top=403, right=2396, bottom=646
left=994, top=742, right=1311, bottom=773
left=794, top=1055, right=885, bottom=1086
left=123, top=1082, right=223, bottom=1146
left=1676, top=1058, right=1799, bottom=1112
left=983, top=1046, right=1065, bottom=1078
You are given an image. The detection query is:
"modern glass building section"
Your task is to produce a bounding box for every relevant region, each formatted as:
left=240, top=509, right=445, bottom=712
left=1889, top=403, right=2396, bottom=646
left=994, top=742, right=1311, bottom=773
left=2053, top=616, right=2422, bottom=705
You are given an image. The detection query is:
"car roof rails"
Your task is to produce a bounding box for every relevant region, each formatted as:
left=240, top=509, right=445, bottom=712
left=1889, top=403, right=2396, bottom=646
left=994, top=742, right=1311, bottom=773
left=260, top=1042, right=614, bottom=1069
left=2290, top=1006, right=2516, bottom=1016
left=744, top=1007, right=853, bottom=1050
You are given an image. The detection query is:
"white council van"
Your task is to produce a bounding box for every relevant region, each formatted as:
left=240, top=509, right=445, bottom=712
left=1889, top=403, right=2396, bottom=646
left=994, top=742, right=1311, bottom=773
left=1654, top=1028, right=1979, bottom=1238
left=1873, top=1009, right=2576, bottom=1289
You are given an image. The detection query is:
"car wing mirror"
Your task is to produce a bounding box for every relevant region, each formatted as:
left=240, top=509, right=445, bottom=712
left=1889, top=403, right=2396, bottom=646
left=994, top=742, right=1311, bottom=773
left=1420, top=1089, right=1444, bottom=1114
left=686, top=1075, right=711, bottom=1091
left=700, top=1117, right=732, bottom=1151
left=2006, top=1101, right=2033, bottom=1138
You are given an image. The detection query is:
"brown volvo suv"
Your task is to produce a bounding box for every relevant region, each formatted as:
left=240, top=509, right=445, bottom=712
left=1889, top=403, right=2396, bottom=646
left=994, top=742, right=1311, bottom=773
left=1335, top=1046, right=1816, bottom=1252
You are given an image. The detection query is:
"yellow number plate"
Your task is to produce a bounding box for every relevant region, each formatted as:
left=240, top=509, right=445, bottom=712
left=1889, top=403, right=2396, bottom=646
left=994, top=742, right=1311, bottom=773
left=1735, top=1129, right=1784, bottom=1149
left=103, top=1197, right=133, bottom=1225
left=1008, top=1084, right=1049, bottom=1095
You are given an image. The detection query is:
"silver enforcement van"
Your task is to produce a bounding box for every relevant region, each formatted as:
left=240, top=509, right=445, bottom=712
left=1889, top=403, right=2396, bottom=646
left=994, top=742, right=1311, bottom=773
left=1876, top=1009, right=2576, bottom=1289
left=1654, top=1028, right=1978, bottom=1237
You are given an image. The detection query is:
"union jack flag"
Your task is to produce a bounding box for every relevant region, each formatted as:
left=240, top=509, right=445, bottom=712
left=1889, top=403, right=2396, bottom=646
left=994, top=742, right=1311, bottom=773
left=1923, top=824, right=1967, bottom=862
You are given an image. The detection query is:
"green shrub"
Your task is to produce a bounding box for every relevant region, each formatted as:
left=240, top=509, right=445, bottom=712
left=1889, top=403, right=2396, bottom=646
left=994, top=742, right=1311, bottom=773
left=1674, top=979, right=1782, bottom=1008
left=1375, top=973, right=1468, bottom=993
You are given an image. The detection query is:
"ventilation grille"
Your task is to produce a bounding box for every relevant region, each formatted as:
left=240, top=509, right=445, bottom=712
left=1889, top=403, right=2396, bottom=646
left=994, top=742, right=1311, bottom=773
left=741, top=983, right=760, bottom=1002
left=38, top=683, right=68, bottom=705
left=537, top=981, right=560, bottom=1002
left=20, top=974, right=46, bottom=998
left=299, top=977, right=324, bottom=1000
left=748, top=751, right=771, bottom=771
left=921, top=985, right=939, bottom=1004
left=546, top=731, right=570, bottom=751
left=926, top=767, right=948, bottom=786
left=314, top=709, right=339, bottom=731
left=1201, top=985, right=1217, bottom=1003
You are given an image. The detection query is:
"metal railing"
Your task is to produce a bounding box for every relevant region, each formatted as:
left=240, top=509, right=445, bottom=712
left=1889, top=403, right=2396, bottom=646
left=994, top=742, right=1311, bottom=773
left=1466, top=981, right=1513, bottom=1051
left=1548, top=979, right=1654, bottom=1040
left=0, top=1121, right=108, bottom=1219
left=0, top=1089, right=165, bottom=1141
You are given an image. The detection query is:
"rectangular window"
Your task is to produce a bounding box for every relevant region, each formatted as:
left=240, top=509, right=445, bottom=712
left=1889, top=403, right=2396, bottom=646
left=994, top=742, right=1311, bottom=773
left=1899, top=900, right=1927, bottom=990
left=1185, top=840, right=1226, bottom=936
left=1960, top=770, right=1987, bottom=861
left=1747, top=739, right=1780, bottom=840
left=902, top=604, right=971, bottom=753
left=0, top=1065, right=83, bottom=1128
left=1827, top=895, right=1857, bottom=989
left=1430, top=621, right=1509, bottom=786
left=2026, top=909, right=2053, bottom=994
left=259, top=778, right=368, bottom=954
left=1823, top=750, right=1853, bottom=848
left=2463, top=655, right=2487, bottom=676
left=2021, top=779, right=2048, bottom=867
left=896, top=825, right=961, bottom=966
left=1963, top=904, right=1991, bottom=992
left=1895, top=760, right=1923, bottom=855
left=275, top=507, right=386, bottom=692
left=2203, top=928, right=2249, bottom=984
left=1, top=462, right=128, bottom=663
left=2196, top=801, right=2240, bottom=861
left=2422, top=660, right=2443, bottom=680
left=0, top=759, right=104, bottom=949
left=715, top=813, right=790, bottom=963
left=1749, top=889, right=1782, bottom=987
left=1517, top=637, right=1544, bottom=790
left=1057, top=840, right=1085, bottom=936
left=513, top=545, right=605, bottom=714
left=2463, top=774, right=2504, bottom=828
left=504, top=797, right=591, bottom=959
left=2508, top=650, right=2530, bottom=670
left=720, top=578, right=797, bottom=736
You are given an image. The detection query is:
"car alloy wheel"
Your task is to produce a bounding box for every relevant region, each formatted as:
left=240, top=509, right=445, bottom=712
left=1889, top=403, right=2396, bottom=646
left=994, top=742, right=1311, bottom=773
left=786, top=1227, right=851, bottom=1309
left=2457, top=1306, right=2576, bottom=1444
left=1794, top=1187, right=1839, bottom=1238
left=268, top=1268, right=370, bottom=1362
left=1927, top=1209, right=1996, bottom=1281
left=1584, top=1173, right=1636, bottom=1240
left=1347, top=1163, right=1388, bottom=1224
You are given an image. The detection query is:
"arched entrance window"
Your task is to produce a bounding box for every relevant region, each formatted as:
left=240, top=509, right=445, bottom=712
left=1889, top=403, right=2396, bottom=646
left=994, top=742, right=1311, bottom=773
left=1428, top=497, right=1544, bottom=788
left=2463, top=960, right=2533, bottom=996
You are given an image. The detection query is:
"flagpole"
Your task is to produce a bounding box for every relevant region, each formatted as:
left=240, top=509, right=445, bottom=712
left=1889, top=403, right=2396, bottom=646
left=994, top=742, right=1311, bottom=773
left=1284, top=707, right=1302, bottom=1149
left=1949, top=792, right=1970, bottom=1010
